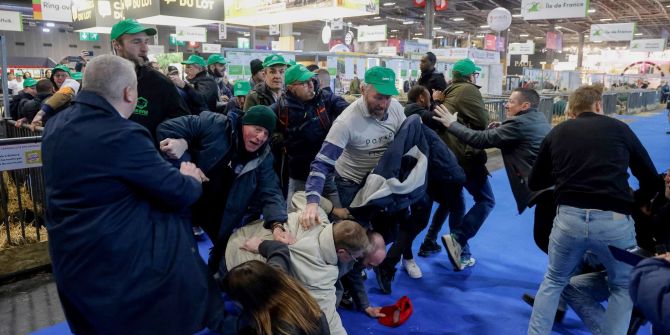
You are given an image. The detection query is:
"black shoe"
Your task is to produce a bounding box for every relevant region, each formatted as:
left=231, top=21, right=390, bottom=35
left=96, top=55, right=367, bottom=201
left=374, top=266, right=396, bottom=295
left=339, top=292, right=354, bottom=310
left=418, top=240, right=442, bottom=257
left=627, top=309, right=647, bottom=335
left=522, top=293, right=566, bottom=323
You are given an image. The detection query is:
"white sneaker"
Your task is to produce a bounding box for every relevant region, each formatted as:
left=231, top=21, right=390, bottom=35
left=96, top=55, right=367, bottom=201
left=402, top=258, right=423, bottom=279
left=441, top=234, right=463, bottom=271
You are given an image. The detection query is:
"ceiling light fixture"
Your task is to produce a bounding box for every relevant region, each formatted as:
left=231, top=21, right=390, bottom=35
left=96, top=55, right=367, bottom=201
left=46, top=22, right=55, bottom=27
left=587, top=9, right=596, bottom=13
left=402, top=21, right=414, bottom=25
left=600, top=18, right=612, bottom=21
left=390, top=29, right=398, bottom=32
left=634, top=33, right=643, bottom=36
left=480, top=25, right=490, bottom=28
left=512, top=14, right=523, bottom=18
left=433, top=26, right=441, bottom=30
left=42, top=28, right=50, bottom=32
left=452, top=18, right=464, bottom=21
left=383, top=2, right=396, bottom=6
left=455, top=30, right=464, bottom=34
left=520, top=34, right=529, bottom=37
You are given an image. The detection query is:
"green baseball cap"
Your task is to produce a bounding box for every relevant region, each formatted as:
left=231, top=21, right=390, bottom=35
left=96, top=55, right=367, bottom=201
left=71, top=72, right=83, bottom=81
left=284, top=64, right=315, bottom=85
left=452, top=58, right=481, bottom=76
left=52, top=64, right=71, bottom=76
left=111, top=19, right=157, bottom=40
left=207, top=54, right=228, bottom=66
left=182, top=55, right=207, bottom=67
left=233, top=81, right=251, bottom=96
left=262, top=54, right=288, bottom=68
left=23, top=78, right=38, bottom=88
left=364, top=66, right=399, bottom=96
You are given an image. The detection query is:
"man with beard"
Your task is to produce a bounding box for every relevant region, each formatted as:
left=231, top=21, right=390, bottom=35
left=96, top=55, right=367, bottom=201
left=111, top=19, right=189, bottom=139
left=418, top=51, right=447, bottom=107
left=207, top=54, right=233, bottom=111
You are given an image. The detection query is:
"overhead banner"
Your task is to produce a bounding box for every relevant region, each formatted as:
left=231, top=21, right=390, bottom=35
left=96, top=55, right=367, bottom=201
left=521, top=0, right=589, bottom=20
left=33, top=0, right=72, bottom=22
left=71, top=0, right=125, bottom=33
left=508, top=42, right=535, bottom=55
left=629, top=39, right=667, bottom=52
left=590, top=23, right=636, bottom=42
left=469, top=48, right=500, bottom=64
left=357, top=24, right=387, bottom=42
left=484, top=34, right=497, bottom=51
left=175, top=26, right=207, bottom=42
left=430, top=48, right=469, bottom=60
left=125, top=0, right=224, bottom=26
left=0, top=11, right=23, bottom=32
left=546, top=31, right=562, bottom=50
left=224, top=0, right=379, bottom=26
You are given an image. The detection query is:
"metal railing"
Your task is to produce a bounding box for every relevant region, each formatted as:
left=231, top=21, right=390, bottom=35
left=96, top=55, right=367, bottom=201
left=483, top=99, right=506, bottom=122
left=616, top=90, right=661, bottom=114
left=602, top=92, right=618, bottom=115
left=0, top=120, right=45, bottom=250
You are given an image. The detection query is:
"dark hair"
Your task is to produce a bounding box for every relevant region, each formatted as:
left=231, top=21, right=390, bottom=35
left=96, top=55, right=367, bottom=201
left=425, top=52, right=437, bottom=65
left=306, top=64, right=319, bottom=72
left=250, top=59, right=264, bottom=76
left=36, top=79, right=54, bottom=95
left=511, top=88, right=540, bottom=108
left=408, top=85, right=429, bottom=103
left=224, top=261, right=322, bottom=335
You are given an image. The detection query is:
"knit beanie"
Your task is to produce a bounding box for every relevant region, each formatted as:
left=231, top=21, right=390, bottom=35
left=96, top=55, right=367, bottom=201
left=250, top=59, right=264, bottom=76
left=243, top=105, right=276, bottom=134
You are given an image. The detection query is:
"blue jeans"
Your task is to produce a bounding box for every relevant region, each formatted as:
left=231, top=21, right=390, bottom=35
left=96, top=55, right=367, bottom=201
left=562, top=270, right=609, bottom=334
left=528, top=205, right=637, bottom=335
left=451, top=165, right=495, bottom=247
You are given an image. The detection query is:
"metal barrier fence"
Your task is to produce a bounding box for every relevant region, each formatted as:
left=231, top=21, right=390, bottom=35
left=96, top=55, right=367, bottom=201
left=0, top=120, right=46, bottom=250
left=616, top=90, right=662, bottom=114
left=538, top=97, right=554, bottom=123
left=484, top=99, right=506, bottom=122
left=602, top=92, right=618, bottom=115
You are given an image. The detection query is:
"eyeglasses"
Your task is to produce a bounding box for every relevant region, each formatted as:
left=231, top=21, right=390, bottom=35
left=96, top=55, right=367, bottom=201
left=344, top=249, right=360, bottom=264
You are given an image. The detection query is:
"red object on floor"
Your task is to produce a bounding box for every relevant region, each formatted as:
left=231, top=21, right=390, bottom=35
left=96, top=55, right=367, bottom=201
left=378, top=296, right=413, bottom=327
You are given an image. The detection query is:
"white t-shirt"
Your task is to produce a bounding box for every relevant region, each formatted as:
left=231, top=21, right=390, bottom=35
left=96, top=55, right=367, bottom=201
left=325, top=97, right=406, bottom=184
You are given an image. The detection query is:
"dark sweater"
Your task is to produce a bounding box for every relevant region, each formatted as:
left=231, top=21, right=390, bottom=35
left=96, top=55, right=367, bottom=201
left=529, top=112, right=658, bottom=214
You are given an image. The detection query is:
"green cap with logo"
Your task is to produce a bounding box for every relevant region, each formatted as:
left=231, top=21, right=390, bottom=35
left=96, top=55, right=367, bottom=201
left=23, top=78, right=38, bottom=88
left=111, top=19, right=157, bottom=40
left=52, top=64, right=71, bottom=76
left=364, top=66, right=399, bottom=96
left=71, top=72, right=83, bottom=81
left=284, top=64, right=315, bottom=85
left=262, top=54, right=288, bottom=68
left=233, top=81, right=251, bottom=96
left=182, top=55, right=207, bottom=67
left=243, top=105, right=277, bottom=134
left=207, top=54, right=228, bottom=66
left=452, top=58, right=481, bottom=76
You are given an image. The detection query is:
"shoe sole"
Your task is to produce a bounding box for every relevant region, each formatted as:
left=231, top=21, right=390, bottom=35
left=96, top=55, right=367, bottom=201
left=441, top=235, right=463, bottom=271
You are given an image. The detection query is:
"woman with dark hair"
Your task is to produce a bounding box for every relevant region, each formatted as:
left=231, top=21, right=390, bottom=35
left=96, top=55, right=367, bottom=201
left=224, top=260, right=330, bottom=335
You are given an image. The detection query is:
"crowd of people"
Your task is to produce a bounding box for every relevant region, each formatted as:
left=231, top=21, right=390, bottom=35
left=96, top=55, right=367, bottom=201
left=7, top=18, right=667, bottom=335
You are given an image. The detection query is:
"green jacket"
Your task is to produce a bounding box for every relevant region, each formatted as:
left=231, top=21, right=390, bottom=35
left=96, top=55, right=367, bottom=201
left=440, top=78, right=489, bottom=170
left=243, top=82, right=277, bottom=112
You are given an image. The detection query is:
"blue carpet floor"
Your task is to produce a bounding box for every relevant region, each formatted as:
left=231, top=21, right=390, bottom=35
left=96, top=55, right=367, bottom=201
left=32, top=110, right=668, bottom=335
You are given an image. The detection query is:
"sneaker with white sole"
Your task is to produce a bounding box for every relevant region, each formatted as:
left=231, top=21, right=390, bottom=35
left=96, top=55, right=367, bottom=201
left=460, top=255, right=476, bottom=268
left=441, top=234, right=463, bottom=271
left=402, top=258, right=423, bottom=279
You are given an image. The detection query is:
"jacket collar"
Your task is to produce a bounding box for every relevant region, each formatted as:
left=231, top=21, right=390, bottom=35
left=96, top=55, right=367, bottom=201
left=73, top=91, right=123, bottom=117
left=317, top=224, right=338, bottom=266
left=515, top=108, right=537, bottom=117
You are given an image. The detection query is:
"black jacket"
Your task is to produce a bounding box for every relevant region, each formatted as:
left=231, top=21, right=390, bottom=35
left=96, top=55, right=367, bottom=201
left=529, top=112, right=658, bottom=215
left=404, top=102, right=443, bottom=131
left=447, top=108, right=551, bottom=213
left=130, top=65, right=190, bottom=139
left=9, top=91, right=34, bottom=121
left=18, top=93, right=52, bottom=121
left=188, top=71, right=219, bottom=112
left=418, top=68, right=447, bottom=95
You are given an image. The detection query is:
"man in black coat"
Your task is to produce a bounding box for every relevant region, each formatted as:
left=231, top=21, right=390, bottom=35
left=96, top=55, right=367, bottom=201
left=418, top=51, right=447, bottom=106
left=42, top=55, right=226, bottom=335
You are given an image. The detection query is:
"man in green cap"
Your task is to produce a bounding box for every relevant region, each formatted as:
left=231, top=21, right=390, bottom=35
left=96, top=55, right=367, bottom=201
left=301, top=66, right=430, bottom=298
left=428, top=58, right=495, bottom=272
left=156, top=105, right=288, bottom=277
left=169, top=55, right=219, bottom=113
left=225, top=81, right=251, bottom=116
left=244, top=53, right=289, bottom=112
left=271, top=64, right=348, bottom=210
left=110, top=18, right=189, bottom=139
left=207, top=54, right=233, bottom=110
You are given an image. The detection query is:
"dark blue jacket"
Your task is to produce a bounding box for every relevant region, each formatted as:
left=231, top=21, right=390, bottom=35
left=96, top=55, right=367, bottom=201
left=272, top=87, right=349, bottom=180
left=350, top=115, right=465, bottom=211
left=42, top=91, right=222, bottom=334
left=630, top=257, right=670, bottom=334
left=156, top=111, right=287, bottom=238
